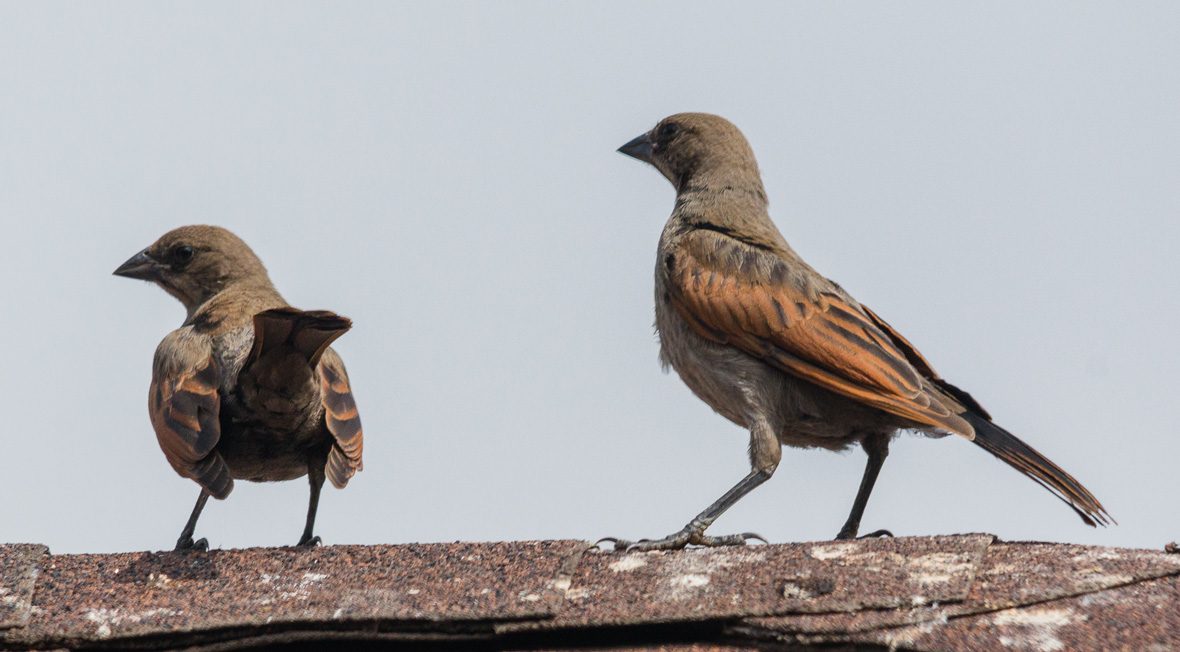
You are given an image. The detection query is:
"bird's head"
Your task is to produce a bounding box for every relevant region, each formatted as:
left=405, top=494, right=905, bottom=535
left=113, top=225, right=271, bottom=312
left=617, top=113, right=761, bottom=192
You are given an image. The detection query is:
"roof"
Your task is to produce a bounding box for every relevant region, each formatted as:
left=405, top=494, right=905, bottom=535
left=2, top=534, right=1178, bottom=650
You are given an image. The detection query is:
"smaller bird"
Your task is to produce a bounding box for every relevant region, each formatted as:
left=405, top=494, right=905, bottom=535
left=609, top=113, right=1110, bottom=550
left=114, top=225, right=363, bottom=550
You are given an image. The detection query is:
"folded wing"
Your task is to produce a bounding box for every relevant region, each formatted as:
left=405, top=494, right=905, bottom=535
left=318, top=348, right=364, bottom=488
left=666, top=230, right=973, bottom=438
left=150, top=329, right=233, bottom=498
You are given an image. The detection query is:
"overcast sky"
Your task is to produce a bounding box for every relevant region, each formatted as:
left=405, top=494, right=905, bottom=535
left=1, top=2, right=1177, bottom=554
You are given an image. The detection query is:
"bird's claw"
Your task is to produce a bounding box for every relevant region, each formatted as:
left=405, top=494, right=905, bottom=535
left=594, top=537, right=632, bottom=551
left=858, top=529, right=893, bottom=539
left=835, top=527, right=893, bottom=541
left=297, top=535, right=322, bottom=548
left=175, top=536, right=209, bottom=552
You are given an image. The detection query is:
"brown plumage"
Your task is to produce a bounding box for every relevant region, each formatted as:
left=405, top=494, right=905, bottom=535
left=610, top=113, right=1110, bottom=550
left=115, top=225, right=364, bottom=550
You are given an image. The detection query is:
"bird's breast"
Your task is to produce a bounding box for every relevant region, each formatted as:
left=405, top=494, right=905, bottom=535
left=654, top=286, right=762, bottom=429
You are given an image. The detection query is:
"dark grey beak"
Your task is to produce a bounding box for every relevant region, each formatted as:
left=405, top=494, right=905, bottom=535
left=113, top=250, right=160, bottom=280
left=617, top=132, right=654, bottom=163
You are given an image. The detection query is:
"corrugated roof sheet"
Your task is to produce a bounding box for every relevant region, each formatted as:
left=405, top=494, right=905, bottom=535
left=2, top=535, right=1178, bottom=650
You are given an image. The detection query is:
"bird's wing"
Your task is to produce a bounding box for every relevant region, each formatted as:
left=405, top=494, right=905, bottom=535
left=150, top=328, right=233, bottom=498
left=317, top=348, right=364, bottom=488
left=666, top=230, right=973, bottom=437
left=859, top=303, right=993, bottom=420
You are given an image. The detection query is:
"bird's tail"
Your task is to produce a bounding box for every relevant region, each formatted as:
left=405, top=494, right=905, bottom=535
left=249, top=307, right=352, bottom=368
left=963, top=411, right=1113, bottom=527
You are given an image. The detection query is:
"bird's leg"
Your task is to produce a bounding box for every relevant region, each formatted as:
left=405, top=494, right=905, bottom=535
left=175, top=490, right=210, bottom=552
left=611, top=470, right=772, bottom=551
left=605, top=423, right=780, bottom=552
left=297, top=462, right=326, bottom=547
left=835, top=433, right=893, bottom=540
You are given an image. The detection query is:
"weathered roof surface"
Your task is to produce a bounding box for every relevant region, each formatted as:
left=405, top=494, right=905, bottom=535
left=0, top=544, right=45, bottom=631
left=2, top=535, right=1178, bottom=650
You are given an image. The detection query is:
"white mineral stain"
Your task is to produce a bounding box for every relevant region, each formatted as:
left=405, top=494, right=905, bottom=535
left=147, top=573, right=172, bottom=589
left=908, top=551, right=976, bottom=585
left=808, top=543, right=858, bottom=560
left=993, top=607, right=1080, bottom=652
left=608, top=555, right=648, bottom=572
left=85, top=607, right=181, bottom=640
left=1076, top=550, right=1124, bottom=561
left=1074, top=570, right=1134, bottom=591
left=672, top=573, right=710, bottom=589
left=882, top=616, right=944, bottom=649
left=656, top=547, right=766, bottom=601
left=256, top=571, right=329, bottom=603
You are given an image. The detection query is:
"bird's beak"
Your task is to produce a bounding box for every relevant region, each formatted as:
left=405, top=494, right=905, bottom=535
left=617, top=132, right=654, bottom=164
left=113, top=250, right=161, bottom=280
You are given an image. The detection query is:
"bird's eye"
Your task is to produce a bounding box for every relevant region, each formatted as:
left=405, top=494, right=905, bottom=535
left=171, top=245, right=195, bottom=265
left=658, top=122, right=681, bottom=139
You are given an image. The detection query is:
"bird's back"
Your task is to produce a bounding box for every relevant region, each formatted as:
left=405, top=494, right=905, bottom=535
left=189, top=295, right=342, bottom=482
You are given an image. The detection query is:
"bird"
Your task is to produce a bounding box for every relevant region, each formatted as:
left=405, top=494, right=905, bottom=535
left=114, top=225, right=364, bottom=551
left=609, top=112, right=1111, bottom=551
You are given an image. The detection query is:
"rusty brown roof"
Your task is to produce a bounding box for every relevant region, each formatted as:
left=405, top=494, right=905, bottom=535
left=2, top=535, right=1178, bottom=650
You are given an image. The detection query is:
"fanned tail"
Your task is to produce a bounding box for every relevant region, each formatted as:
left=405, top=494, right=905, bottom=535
left=250, top=307, right=352, bottom=368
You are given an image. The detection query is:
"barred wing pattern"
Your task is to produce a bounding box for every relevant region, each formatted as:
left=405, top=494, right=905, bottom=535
left=665, top=230, right=973, bottom=438
left=149, top=329, right=233, bottom=498
left=318, top=348, right=364, bottom=488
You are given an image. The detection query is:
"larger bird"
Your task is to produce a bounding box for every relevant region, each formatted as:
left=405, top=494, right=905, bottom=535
left=613, top=113, right=1110, bottom=550
left=114, top=225, right=363, bottom=550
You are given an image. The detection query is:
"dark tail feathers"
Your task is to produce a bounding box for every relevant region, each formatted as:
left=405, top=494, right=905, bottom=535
left=250, top=307, right=352, bottom=368
left=964, top=412, right=1113, bottom=527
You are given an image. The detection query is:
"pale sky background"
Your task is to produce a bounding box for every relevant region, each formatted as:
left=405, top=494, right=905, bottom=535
left=1, top=2, right=1177, bottom=555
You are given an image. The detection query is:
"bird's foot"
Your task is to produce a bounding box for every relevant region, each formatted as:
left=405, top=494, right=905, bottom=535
left=835, top=527, right=893, bottom=541
left=599, top=527, right=766, bottom=552
left=296, top=535, right=322, bottom=548
left=175, top=536, right=209, bottom=552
